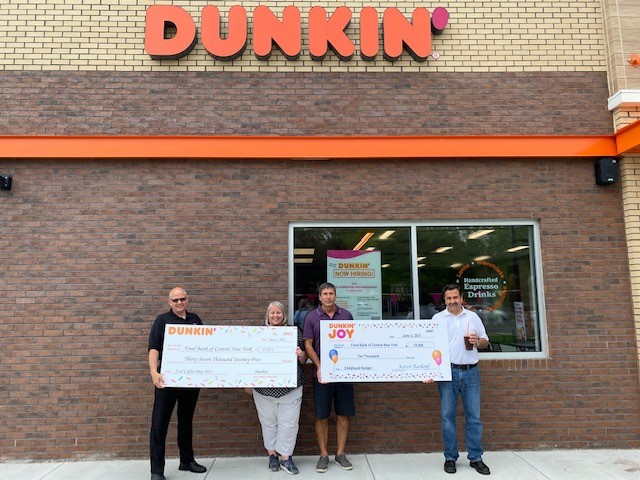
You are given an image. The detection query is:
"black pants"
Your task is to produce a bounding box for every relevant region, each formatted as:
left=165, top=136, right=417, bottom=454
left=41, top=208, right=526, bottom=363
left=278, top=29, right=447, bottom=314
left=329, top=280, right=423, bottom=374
left=150, top=387, right=201, bottom=474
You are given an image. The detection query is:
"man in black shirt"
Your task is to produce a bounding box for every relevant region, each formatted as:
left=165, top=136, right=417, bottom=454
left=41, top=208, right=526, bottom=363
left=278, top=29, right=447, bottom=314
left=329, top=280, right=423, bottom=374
left=148, top=287, right=207, bottom=480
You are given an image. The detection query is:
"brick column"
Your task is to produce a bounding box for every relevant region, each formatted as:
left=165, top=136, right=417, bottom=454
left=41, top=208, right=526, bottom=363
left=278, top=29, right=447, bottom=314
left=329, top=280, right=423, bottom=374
left=602, top=0, right=640, bottom=374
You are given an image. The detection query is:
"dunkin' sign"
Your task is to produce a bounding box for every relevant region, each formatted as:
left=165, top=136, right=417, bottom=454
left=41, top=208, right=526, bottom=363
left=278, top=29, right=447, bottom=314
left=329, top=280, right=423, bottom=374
left=145, top=5, right=450, bottom=62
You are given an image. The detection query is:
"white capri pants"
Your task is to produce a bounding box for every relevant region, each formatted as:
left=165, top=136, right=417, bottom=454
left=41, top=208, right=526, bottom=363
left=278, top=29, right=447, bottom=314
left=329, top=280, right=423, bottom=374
left=252, top=386, right=303, bottom=457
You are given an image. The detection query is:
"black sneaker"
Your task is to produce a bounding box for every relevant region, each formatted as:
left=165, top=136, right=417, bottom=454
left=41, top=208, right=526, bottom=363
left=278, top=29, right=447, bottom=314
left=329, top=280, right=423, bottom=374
left=280, top=457, right=299, bottom=475
left=268, top=454, right=280, bottom=472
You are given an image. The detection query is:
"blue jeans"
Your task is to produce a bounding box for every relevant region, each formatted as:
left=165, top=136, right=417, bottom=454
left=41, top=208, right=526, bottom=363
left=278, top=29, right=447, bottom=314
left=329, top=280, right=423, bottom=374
left=437, top=366, right=483, bottom=462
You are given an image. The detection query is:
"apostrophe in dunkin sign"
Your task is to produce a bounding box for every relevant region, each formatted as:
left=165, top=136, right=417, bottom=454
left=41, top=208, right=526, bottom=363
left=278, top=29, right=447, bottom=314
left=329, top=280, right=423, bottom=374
left=456, top=260, right=508, bottom=311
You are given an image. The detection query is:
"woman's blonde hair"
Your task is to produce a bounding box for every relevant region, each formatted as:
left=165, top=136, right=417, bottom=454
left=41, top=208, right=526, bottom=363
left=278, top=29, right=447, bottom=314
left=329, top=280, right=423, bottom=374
left=264, top=301, right=287, bottom=326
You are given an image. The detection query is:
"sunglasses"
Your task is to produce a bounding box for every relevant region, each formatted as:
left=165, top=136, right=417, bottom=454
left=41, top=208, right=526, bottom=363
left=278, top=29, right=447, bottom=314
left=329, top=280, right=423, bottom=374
left=170, top=297, right=187, bottom=303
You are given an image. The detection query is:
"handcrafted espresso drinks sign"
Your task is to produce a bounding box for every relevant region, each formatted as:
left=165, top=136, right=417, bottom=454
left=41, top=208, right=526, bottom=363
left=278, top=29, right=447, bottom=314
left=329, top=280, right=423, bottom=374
left=144, top=5, right=450, bottom=62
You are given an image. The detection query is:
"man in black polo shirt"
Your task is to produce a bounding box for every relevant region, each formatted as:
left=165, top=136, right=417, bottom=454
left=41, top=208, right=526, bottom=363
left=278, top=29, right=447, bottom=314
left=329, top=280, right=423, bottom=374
left=148, top=287, right=207, bottom=480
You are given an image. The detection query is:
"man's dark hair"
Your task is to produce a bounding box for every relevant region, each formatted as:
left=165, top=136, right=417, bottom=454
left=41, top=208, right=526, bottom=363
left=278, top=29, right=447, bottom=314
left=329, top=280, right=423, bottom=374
left=317, top=282, right=337, bottom=295
left=442, top=283, right=463, bottom=298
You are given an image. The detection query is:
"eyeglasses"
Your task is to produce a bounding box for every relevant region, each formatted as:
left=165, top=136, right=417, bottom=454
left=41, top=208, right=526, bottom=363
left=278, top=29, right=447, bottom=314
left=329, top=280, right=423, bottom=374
left=170, top=297, right=187, bottom=303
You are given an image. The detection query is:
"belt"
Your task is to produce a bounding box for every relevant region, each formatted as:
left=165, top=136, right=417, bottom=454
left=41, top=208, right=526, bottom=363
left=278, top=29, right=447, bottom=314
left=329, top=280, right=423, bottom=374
left=451, top=363, right=477, bottom=370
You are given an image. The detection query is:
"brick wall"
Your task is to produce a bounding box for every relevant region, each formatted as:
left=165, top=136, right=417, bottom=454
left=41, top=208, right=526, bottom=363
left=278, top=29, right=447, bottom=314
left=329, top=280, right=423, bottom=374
left=2, top=0, right=638, bottom=463
left=1, top=157, right=639, bottom=460
left=0, top=71, right=614, bottom=136
left=614, top=108, right=640, bottom=130
left=0, top=1, right=606, bottom=72
left=602, top=0, right=640, bottom=94
left=620, top=154, right=640, bottom=384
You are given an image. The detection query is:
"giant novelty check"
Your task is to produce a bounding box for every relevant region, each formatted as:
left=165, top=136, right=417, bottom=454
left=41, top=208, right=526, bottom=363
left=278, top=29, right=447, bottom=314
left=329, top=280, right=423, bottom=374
left=320, top=320, right=451, bottom=382
left=160, top=325, right=298, bottom=388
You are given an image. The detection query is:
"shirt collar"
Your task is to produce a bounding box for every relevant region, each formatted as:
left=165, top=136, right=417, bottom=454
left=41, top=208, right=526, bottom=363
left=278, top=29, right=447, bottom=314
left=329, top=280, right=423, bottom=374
left=168, top=309, right=190, bottom=320
left=317, top=305, right=343, bottom=318
left=442, top=306, right=467, bottom=318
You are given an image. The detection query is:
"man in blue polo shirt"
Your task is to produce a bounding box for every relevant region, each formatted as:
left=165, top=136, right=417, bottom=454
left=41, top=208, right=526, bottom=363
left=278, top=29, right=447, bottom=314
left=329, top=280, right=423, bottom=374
left=432, top=284, right=491, bottom=476
left=303, top=282, right=355, bottom=473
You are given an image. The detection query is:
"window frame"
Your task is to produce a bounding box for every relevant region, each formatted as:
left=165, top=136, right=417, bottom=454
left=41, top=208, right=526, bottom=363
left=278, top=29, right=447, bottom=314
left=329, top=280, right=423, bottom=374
left=289, top=220, right=548, bottom=360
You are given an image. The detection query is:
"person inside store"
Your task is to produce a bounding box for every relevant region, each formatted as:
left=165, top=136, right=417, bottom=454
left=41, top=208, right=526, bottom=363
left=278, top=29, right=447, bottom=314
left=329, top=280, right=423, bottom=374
left=148, top=287, right=207, bottom=480
left=303, top=282, right=355, bottom=473
left=406, top=290, right=440, bottom=319
left=426, top=284, right=491, bottom=476
left=293, top=297, right=313, bottom=331
left=247, top=301, right=308, bottom=475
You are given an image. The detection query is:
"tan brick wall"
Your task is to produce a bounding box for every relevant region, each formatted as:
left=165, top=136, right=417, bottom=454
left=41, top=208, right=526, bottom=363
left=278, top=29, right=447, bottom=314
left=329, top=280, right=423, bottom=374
left=614, top=107, right=640, bottom=130
left=0, top=1, right=607, bottom=72
left=604, top=0, right=640, bottom=381
left=602, top=0, right=640, bottom=93
left=620, top=154, right=640, bottom=379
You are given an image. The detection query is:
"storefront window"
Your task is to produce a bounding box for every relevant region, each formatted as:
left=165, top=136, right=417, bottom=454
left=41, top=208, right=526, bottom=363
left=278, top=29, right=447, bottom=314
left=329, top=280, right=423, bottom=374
left=290, top=222, right=546, bottom=358
left=415, top=225, right=543, bottom=355
left=291, top=226, right=413, bottom=320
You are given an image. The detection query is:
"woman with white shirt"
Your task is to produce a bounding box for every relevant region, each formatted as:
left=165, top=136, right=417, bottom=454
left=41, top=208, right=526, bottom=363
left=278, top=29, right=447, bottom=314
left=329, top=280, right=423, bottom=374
left=250, top=301, right=308, bottom=475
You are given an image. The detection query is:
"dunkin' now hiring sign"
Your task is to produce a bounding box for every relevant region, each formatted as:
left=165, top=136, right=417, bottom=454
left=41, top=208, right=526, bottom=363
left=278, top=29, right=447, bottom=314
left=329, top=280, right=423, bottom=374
left=144, top=5, right=450, bottom=62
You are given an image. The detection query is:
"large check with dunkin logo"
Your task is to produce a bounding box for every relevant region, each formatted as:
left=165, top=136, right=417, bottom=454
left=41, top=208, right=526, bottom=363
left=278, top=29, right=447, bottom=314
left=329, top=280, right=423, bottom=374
left=160, top=325, right=298, bottom=388
left=320, top=320, right=451, bottom=382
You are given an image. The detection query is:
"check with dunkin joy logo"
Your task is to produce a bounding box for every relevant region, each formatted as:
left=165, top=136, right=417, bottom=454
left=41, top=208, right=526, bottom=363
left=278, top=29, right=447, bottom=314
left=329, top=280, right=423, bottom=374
left=320, top=320, right=451, bottom=382
left=160, top=325, right=298, bottom=388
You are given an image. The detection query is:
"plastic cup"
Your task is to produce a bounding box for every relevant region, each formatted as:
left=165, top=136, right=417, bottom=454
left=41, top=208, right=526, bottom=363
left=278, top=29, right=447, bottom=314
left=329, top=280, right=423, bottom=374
left=464, top=329, right=476, bottom=350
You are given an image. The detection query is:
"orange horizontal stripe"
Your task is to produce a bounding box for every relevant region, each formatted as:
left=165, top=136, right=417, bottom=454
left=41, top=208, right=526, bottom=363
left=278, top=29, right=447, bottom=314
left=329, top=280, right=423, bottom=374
left=0, top=135, right=621, bottom=159
left=615, top=119, right=640, bottom=154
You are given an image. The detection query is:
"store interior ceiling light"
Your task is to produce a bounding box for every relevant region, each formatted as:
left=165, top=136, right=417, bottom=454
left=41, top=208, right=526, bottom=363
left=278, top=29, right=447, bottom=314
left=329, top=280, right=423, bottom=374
left=507, top=245, right=529, bottom=252
left=450, top=263, right=463, bottom=269
left=434, top=246, right=453, bottom=253
left=353, top=232, right=375, bottom=250
left=468, top=229, right=495, bottom=239
left=381, top=263, right=390, bottom=268
left=417, top=263, right=426, bottom=268
left=474, top=255, right=491, bottom=261
left=294, top=258, right=313, bottom=264
left=379, top=230, right=395, bottom=239
left=293, top=248, right=315, bottom=255
left=417, top=256, right=426, bottom=261
left=366, top=246, right=376, bottom=251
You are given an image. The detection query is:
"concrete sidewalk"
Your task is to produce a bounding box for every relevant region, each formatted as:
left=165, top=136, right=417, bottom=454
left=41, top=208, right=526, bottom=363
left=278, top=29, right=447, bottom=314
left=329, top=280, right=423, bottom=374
left=2, top=450, right=640, bottom=480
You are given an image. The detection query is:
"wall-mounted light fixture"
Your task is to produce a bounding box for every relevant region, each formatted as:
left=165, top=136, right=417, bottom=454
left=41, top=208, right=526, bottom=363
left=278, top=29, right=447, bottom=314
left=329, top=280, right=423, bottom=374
left=0, top=175, right=12, bottom=191
left=628, top=53, right=640, bottom=68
